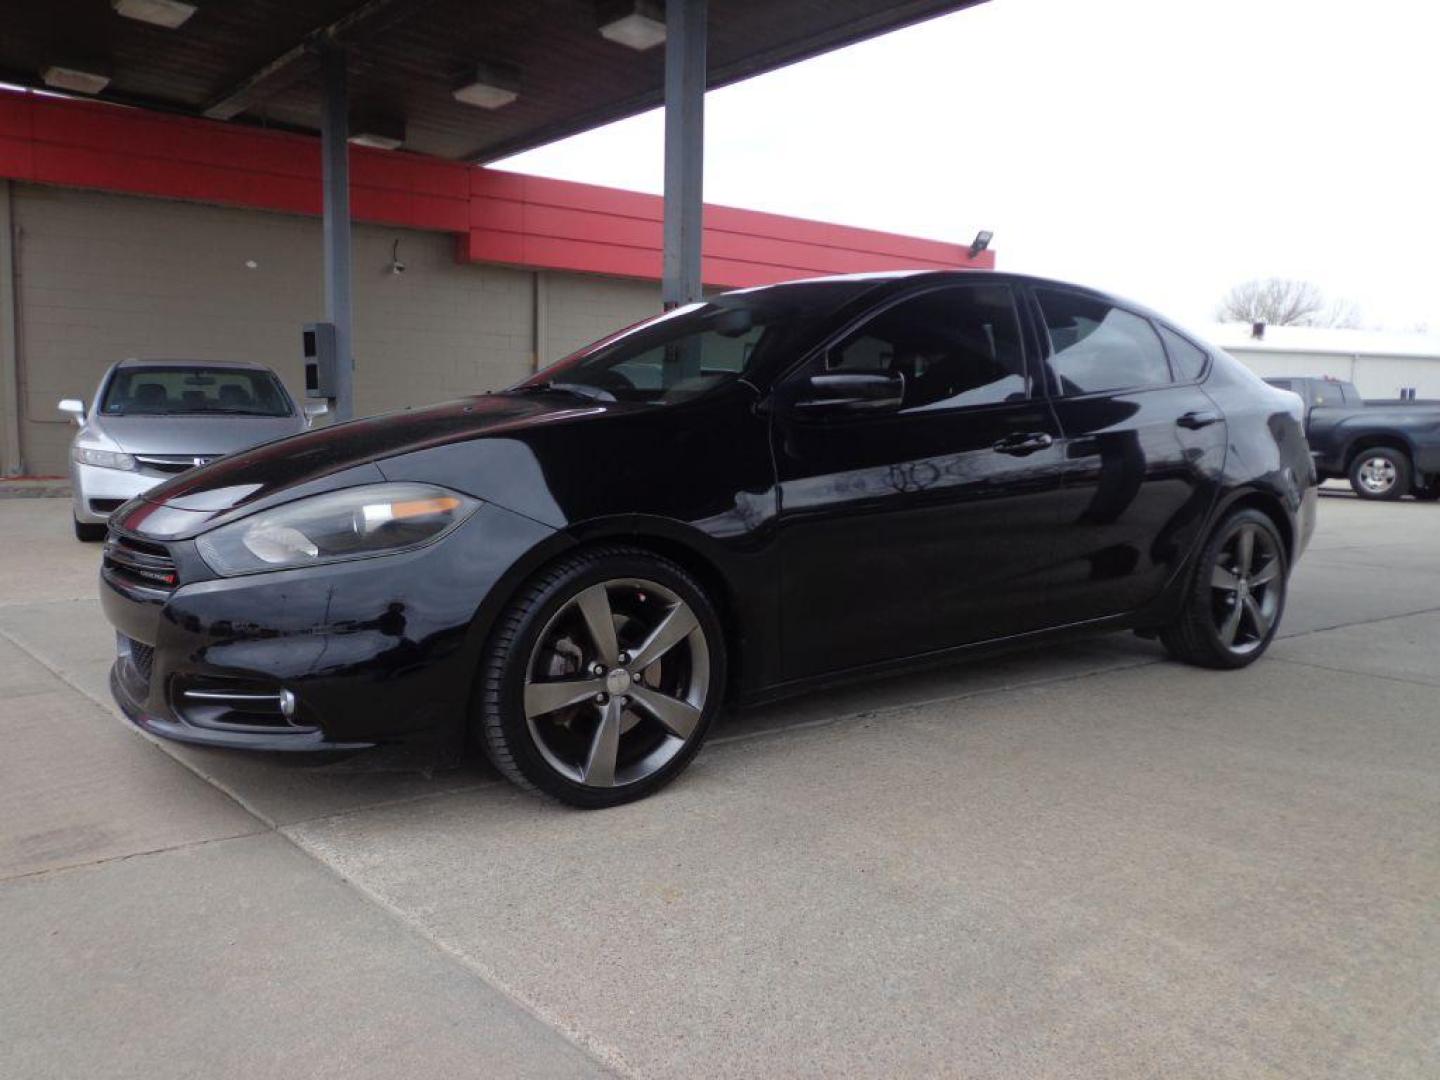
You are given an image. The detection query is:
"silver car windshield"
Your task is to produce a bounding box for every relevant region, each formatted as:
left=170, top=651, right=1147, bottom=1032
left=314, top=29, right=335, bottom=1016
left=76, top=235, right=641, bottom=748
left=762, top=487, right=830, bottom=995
left=100, top=367, right=293, bottom=417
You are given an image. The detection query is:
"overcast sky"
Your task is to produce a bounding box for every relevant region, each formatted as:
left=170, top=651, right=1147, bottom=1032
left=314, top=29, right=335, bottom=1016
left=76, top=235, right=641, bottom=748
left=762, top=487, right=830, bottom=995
left=497, top=0, right=1438, bottom=334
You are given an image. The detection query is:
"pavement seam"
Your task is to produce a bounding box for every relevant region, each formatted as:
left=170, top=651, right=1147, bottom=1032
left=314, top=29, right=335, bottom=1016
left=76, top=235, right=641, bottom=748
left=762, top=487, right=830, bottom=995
left=0, top=621, right=282, bottom=831
left=1277, top=601, right=1440, bottom=640
left=1267, top=654, right=1440, bottom=691
left=280, top=825, right=632, bottom=1080
left=0, top=828, right=268, bottom=886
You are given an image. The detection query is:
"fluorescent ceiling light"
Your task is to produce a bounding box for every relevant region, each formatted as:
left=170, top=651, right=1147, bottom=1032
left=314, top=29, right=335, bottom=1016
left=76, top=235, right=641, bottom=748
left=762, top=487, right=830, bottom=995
left=41, top=65, right=112, bottom=95
left=112, top=0, right=198, bottom=29
left=349, top=132, right=404, bottom=151
left=598, top=1, right=666, bottom=51
left=452, top=64, right=519, bottom=110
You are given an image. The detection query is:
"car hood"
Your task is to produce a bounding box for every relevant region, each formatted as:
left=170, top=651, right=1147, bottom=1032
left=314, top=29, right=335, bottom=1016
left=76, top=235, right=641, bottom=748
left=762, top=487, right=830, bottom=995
left=112, top=392, right=629, bottom=540
left=94, top=413, right=305, bottom=455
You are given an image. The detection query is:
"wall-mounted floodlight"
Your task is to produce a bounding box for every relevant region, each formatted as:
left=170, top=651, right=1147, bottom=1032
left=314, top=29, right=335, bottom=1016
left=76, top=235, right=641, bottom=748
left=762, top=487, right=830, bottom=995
left=41, top=63, right=112, bottom=95
left=452, top=63, right=520, bottom=110
left=598, top=0, right=667, bottom=51
left=968, top=230, right=993, bottom=258
left=112, top=0, right=197, bottom=28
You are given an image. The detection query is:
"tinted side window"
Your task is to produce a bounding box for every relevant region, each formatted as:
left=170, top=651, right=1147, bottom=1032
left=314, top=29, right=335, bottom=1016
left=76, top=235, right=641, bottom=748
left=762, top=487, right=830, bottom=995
left=1157, top=324, right=1208, bottom=381
left=1036, top=289, right=1171, bottom=395
left=1311, top=381, right=1346, bottom=408
left=828, top=285, right=1027, bottom=411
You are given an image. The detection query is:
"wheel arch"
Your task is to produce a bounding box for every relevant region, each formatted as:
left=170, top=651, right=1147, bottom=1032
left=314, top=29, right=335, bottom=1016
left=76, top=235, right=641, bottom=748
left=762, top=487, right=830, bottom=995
left=1341, top=432, right=1414, bottom=473
left=1211, top=487, right=1295, bottom=564
left=474, top=514, right=751, bottom=707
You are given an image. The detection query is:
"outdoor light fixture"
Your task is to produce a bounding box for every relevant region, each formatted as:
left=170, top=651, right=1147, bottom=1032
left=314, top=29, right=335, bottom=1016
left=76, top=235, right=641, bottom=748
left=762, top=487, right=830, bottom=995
left=598, top=0, right=667, bottom=51
left=968, top=230, right=993, bottom=258
left=452, top=63, right=520, bottom=110
left=41, top=64, right=112, bottom=96
left=112, top=0, right=198, bottom=28
left=349, top=114, right=407, bottom=151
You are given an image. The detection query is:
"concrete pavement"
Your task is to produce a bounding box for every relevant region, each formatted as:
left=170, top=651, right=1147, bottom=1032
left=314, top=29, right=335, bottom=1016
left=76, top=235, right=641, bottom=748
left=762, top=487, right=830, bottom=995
left=2, top=493, right=1437, bottom=1078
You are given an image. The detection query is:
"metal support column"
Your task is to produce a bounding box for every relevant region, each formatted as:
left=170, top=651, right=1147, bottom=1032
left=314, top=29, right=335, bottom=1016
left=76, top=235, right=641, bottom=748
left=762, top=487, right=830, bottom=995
left=320, top=42, right=355, bottom=420
left=0, top=181, right=22, bottom=476
left=662, top=0, right=706, bottom=309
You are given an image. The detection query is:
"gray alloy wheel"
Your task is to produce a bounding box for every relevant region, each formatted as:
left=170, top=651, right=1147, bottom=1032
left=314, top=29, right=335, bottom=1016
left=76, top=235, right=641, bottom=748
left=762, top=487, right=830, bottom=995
left=1160, top=508, right=1287, bottom=669
left=1206, top=522, right=1283, bottom=656
left=1348, top=447, right=1409, bottom=501
left=523, top=578, right=710, bottom=789
left=477, top=547, right=724, bottom=807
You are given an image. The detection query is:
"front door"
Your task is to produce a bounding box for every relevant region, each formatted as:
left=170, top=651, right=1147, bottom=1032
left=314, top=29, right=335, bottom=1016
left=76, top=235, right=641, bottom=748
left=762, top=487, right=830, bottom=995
left=771, top=282, right=1068, bottom=682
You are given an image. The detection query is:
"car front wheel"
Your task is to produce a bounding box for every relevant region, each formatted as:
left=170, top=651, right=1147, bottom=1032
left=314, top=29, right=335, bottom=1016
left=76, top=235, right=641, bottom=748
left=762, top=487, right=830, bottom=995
left=477, top=546, right=725, bottom=807
left=1160, top=509, right=1288, bottom=669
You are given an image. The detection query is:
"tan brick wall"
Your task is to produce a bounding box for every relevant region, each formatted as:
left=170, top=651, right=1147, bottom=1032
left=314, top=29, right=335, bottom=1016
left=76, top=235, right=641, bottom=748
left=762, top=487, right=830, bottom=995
left=10, top=186, right=529, bottom=474
left=542, top=271, right=661, bottom=366
left=8, top=185, right=670, bottom=475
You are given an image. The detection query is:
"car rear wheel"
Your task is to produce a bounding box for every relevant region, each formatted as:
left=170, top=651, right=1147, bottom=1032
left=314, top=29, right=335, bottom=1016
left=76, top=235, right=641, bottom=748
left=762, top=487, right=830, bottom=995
left=477, top=546, right=725, bottom=808
left=1348, top=447, right=1410, bottom=501
left=73, top=516, right=107, bottom=542
left=1160, top=509, right=1287, bottom=669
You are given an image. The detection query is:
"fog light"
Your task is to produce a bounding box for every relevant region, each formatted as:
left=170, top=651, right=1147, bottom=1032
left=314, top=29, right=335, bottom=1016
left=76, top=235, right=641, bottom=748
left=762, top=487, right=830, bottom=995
left=279, top=688, right=297, bottom=720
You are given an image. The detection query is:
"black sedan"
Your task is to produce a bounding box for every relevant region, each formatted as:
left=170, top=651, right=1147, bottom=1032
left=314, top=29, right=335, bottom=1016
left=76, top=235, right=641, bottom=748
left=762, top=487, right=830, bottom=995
left=101, top=272, right=1317, bottom=807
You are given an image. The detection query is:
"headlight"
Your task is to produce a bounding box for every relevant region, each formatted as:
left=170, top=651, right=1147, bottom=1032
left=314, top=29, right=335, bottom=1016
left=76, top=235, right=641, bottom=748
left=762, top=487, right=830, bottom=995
left=73, top=446, right=136, bottom=471
left=196, top=483, right=479, bottom=576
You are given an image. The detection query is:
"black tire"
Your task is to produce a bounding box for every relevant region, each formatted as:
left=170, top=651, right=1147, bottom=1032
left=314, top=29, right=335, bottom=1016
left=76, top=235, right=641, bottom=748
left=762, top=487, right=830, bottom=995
left=476, top=546, right=726, bottom=808
left=1160, top=508, right=1288, bottom=670
left=73, top=516, right=107, bottom=542
left=1348, top=446, right=1410, bottom=501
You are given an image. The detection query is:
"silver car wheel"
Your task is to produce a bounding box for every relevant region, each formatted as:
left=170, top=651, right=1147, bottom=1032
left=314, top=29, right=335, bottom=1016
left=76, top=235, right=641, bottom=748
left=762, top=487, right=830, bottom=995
left=523, top=578, right=710, bottom=788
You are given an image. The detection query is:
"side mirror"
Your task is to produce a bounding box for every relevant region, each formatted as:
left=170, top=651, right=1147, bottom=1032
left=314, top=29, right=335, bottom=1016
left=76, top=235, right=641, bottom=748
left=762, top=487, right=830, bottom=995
left=790, top=371, right=905, bottom=417
left=303, top=400, right=329, bottom=427
left=58, top=399, right=86, bottom=424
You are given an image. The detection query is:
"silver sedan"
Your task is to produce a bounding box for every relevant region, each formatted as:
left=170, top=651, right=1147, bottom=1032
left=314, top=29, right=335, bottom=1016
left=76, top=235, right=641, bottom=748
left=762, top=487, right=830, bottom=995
left=60, top=359, right=325, bottom=541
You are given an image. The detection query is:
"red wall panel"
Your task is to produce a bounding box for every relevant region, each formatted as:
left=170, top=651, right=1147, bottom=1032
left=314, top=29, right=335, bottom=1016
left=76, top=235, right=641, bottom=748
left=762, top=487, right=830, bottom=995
left=0, top=87, right=992, bottom=288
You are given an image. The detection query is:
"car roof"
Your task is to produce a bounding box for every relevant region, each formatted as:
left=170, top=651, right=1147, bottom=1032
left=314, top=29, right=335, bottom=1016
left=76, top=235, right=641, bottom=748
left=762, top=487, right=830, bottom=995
left=114, top=358, right=274, bottom=371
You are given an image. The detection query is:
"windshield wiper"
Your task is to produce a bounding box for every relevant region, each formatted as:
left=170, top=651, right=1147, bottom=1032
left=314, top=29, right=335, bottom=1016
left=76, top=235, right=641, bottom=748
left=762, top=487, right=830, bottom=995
left=514, top=381, right=615, bottom=402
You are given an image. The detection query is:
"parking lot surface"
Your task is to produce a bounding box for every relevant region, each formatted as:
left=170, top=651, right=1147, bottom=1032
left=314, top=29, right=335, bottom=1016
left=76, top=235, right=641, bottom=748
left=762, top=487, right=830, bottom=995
left=2, top=493, right=1436, bottom=1078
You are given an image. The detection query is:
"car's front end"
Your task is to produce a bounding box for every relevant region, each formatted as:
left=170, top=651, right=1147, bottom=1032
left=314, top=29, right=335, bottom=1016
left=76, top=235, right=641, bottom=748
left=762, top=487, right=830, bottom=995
left=65, top=361, right=312, bottom=532
left=98, top=396, right=577, bottom=753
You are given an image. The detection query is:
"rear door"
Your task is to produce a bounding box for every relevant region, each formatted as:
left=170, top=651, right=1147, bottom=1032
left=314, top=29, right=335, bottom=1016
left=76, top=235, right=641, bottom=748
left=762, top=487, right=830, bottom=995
left=1028, top=287, right=1227, bottom=623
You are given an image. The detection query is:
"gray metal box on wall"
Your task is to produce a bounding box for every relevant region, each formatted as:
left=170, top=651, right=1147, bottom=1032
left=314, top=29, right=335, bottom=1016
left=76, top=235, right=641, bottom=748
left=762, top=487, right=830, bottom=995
left=303, top=321, right=338, bottom=399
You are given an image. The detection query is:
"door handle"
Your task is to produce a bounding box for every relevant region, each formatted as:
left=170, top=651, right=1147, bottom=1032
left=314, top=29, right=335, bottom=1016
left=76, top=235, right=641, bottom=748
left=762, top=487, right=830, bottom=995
left=992, top=431, right=1054, bottom=456
left=1177, top=410, right=1221, bottom=430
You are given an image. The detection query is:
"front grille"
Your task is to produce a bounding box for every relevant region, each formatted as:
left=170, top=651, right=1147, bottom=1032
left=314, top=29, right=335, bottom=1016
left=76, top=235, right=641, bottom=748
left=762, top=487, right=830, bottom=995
left=130, top=640, right=155, bottom=682
left=116, top=634, right=154, bottom=700
left=134, top=454, right=214, bottom=475
left=103, top=535, right=178, bottom=590
left=89, top=498, right=125, bottom=515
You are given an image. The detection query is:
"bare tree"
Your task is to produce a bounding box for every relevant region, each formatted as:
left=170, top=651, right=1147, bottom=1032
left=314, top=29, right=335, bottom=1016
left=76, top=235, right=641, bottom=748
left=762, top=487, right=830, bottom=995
left=1215, top=278, right=1362, bottom=328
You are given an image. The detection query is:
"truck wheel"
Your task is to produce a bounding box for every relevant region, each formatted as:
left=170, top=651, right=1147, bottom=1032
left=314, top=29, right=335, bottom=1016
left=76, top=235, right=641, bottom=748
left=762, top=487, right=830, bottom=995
left=1348, top=448, right=1410, bottom=501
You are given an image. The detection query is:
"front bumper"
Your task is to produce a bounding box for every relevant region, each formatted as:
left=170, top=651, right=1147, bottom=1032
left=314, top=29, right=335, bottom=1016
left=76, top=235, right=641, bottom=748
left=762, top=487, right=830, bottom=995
left=100, top=501, right=557, bottom=751
left=72, top=463, right=164, bottom=523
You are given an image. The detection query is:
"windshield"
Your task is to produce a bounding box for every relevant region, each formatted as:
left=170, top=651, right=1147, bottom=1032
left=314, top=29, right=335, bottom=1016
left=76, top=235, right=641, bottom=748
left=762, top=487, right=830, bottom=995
left=101, top=366, right=293, bottom=417
left=518, top=283, right=863, bottom=404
